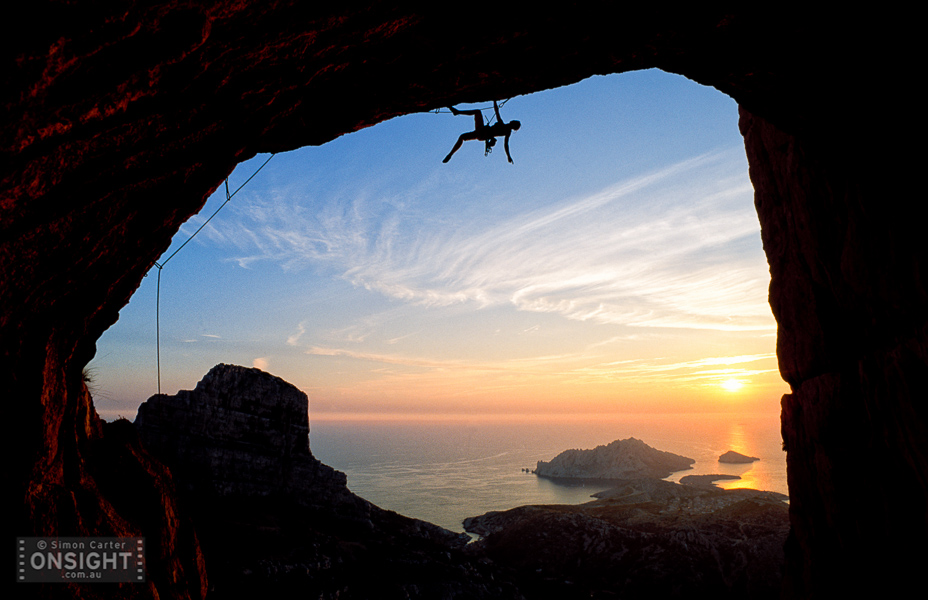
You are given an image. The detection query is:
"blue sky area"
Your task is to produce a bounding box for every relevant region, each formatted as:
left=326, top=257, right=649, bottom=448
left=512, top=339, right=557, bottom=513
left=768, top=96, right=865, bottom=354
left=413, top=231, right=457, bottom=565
left=92, top=68, right=786, bottom=421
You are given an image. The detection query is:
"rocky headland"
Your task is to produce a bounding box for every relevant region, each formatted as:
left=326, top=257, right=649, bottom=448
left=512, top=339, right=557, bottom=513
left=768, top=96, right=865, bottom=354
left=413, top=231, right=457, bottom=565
left=464, top=478, right=789, bottom=599
left=534, top=437, right=695, bottom=481
left=134, top=364, right=521, bottom=600
left=719, top=450, right=760, bottom=464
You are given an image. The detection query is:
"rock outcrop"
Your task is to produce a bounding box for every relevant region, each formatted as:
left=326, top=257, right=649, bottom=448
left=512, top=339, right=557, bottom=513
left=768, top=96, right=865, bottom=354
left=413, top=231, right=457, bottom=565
left=136, top=363, right=340, bottom=504
left=135, top=364, right=519, bottom=599
left=464, top=479, right=789, bottom=599
left=4, top=6, right=925, bottom=598
left=719, top=450, right=759, bottom=464
left=535, top=437, right=694, bottom=480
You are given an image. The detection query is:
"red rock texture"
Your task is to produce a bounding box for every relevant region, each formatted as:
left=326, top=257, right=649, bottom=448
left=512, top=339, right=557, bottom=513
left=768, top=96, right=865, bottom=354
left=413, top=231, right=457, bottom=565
left=3, top=4, right=923, bottom=598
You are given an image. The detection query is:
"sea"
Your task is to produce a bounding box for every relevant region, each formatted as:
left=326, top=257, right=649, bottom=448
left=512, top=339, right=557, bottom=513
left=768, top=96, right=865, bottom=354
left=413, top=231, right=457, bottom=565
left=309, top=411, right=787, bottom=534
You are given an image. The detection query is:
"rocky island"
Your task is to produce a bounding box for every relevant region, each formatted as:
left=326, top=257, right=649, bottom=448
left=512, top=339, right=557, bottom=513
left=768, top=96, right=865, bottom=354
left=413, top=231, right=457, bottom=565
left=471, top=439, right=790, bottom=597
left=534, top=437, right=695, bottom=481
left=719, top=450, right=760, bottom=463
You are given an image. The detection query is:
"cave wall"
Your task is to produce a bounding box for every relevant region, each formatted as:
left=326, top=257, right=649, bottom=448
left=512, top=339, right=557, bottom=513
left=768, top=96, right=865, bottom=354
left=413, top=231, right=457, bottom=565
left=3, top=3, right=923, bottom=598
left=739, top=108, right=927, bottom=596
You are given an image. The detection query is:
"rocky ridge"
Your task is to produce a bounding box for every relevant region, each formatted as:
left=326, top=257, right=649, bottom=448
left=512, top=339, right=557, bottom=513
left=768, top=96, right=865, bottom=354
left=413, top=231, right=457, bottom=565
left=464, top=478, right=789, bottom=599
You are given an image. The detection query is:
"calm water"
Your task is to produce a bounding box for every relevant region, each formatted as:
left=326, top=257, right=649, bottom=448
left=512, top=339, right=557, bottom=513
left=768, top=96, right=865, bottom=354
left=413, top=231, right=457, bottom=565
left=310, top=411, right=787, bottom=534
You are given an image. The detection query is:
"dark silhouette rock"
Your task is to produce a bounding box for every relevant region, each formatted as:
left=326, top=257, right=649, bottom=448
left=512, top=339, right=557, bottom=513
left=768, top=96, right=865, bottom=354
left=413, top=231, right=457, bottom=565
left=739, top=111, right=928, bottom=597
left=135, top=364, right=519, bottom=599
left=136, top=363, right=339, bottom=504
left=719, top=450, right=760, bottom=464
left=89, top=418, right=209, bottom=600
left=464, top=479, right=790, bottom=599
left=534, top=437, right=694, bottom=480
left=3, top=5, right=924, bottom=598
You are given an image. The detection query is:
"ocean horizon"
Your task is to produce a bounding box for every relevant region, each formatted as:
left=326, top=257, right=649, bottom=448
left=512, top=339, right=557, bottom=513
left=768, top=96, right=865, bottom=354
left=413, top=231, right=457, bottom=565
left=310, top=410, right=787, bottom=534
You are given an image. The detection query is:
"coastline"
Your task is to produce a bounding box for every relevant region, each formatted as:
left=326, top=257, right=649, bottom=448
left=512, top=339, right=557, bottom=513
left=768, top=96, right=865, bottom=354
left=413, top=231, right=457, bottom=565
left=311, top=414, right=787, bottom=533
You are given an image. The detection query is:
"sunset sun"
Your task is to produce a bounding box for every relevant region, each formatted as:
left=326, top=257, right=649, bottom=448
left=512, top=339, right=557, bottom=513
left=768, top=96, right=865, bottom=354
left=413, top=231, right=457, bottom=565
left=721, top=378, right=745, bottom=393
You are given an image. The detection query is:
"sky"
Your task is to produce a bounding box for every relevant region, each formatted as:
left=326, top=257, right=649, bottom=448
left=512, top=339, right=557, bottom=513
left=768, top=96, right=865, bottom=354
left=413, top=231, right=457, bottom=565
left=91, top=69, right=789, bottom=422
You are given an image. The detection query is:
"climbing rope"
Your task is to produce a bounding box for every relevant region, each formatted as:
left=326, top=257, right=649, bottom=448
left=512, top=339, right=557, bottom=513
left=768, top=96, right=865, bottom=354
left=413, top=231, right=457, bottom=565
left=152, top=153, right=276, bottom=394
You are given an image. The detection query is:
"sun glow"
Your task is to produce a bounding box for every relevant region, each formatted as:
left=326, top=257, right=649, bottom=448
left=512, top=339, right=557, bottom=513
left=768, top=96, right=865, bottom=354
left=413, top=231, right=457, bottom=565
left=721, top=378, right=745, bottom=392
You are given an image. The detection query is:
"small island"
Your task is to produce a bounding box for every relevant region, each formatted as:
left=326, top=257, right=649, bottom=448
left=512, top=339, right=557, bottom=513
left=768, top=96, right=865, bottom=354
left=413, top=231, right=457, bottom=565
left=680, top=474, right=742, bottom=488
left=718, top=450, right=760, bottom=463
left=534, top=437, right=695, bottom=480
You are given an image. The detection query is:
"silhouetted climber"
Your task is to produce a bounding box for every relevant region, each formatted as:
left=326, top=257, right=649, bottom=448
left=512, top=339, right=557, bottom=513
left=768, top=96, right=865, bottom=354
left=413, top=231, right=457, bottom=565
left=443, top=101, right=520, bottom=163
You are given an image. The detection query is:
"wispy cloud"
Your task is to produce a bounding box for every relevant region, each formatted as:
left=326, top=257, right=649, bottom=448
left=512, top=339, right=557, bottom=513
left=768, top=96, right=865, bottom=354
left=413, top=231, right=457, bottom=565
left=301, top=342, right=781, bottom=407
left=306, top=345, right=585, bottom=373
left=571, top=353, right=780, bottom=387
left=287, top=321, right=307, bottom=346
left=213, top=150, right=772, bottom=332
left=307, top=346, right=478, bottom=369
